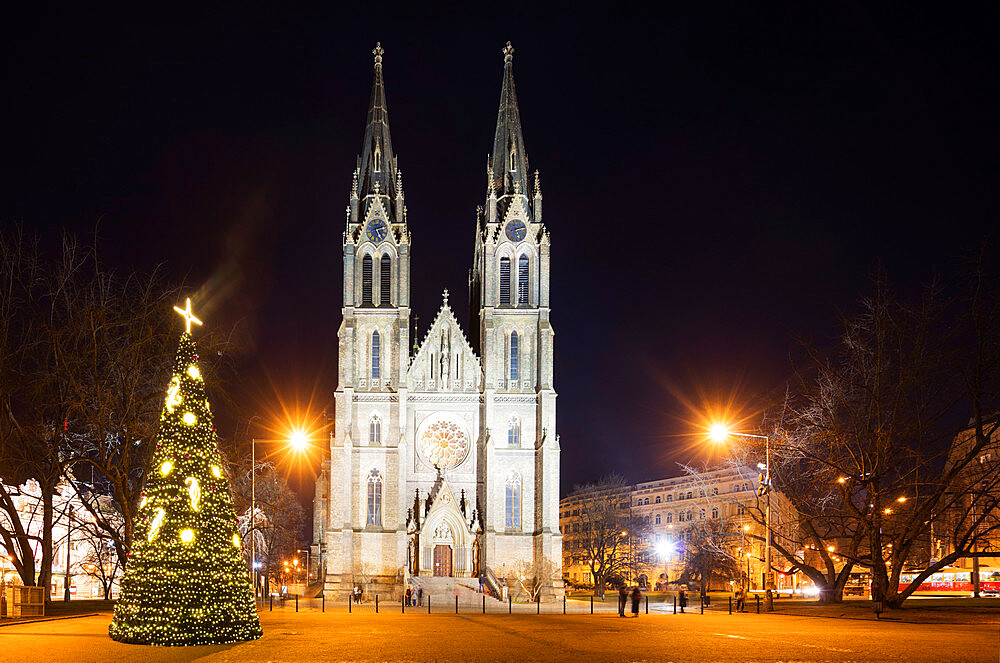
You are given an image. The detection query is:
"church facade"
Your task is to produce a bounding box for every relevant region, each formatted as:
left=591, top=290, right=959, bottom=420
left=312, top=43, right=561, bottom=599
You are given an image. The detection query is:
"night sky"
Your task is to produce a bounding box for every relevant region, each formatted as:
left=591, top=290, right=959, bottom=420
left=4, top=8, right=998, bottom=507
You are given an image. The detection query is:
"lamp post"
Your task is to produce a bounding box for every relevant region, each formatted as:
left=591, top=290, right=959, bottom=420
left=710, top=425, right=773, bottom=611
left=246, top=415, right=261, bottom=596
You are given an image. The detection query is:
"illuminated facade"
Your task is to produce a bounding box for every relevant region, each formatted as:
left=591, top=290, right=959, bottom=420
left=314, top=43, right=561, bottom=599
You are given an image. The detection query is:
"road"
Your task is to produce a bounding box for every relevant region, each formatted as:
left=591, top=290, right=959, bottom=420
left=0, top=608, right=996, bottom=662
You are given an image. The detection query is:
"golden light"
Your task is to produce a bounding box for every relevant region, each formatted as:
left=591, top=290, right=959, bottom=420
left=232, top=534, right=241, bottom=548
left=884, top=508, right=893, bottom=515
left=182, top=412, right=197, bottom=425
left=826, top=545, right=835, bottom=552
left=160, top=460, right=173, bottom=476
left=289, top=429, right=309, bottom=451
left=709, top=423, right=730, bottom=442
left=293, top=559, right=299, bottom=566
left=897, top=496, right=907, bottom=503
left=837, top=477, right=847, bottom=484
left=743, top=525, right=750, bottom=531
left=179, top=528, right=195, bottom=543
left=211, top=465, right=222, bottom=479
left=187, top=365, right=201, bottom=380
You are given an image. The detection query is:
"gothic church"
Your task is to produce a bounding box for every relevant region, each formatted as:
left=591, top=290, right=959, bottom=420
left=312, top=43, right=561, bottom=598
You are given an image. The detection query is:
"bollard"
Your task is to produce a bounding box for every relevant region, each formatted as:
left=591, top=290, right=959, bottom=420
left=673, top=596, right=676, bottom=614
left=756, top=595, right=760, bottom=614
left=537, top=595, right=540, bottom=614
left=483, top=595, right=486, bottom=614
left=269, top=594, right=273, bottom=612
left=428, top=596, right=431, bottom=614
left=509, top=595, right=512, bottom=614
left=563, top=595, right=566, bottom=615
left=455, top=595, right=459, bottom=614
left=700, top=595, right=703, bottom=615
left=376, top=594, right=379, bottom=614
left=322, top=593, right=326, bottom=613
left=296, top=594, right=299, bottom=612
left=645, top=596, right=648, bottom=614
left=729, top=596, right=732, bottom=614
left=349, top=594, right=352, bottom=613
left=590, top=595, right=594, bottom=614
left=402, top=596, right=405, bottom=614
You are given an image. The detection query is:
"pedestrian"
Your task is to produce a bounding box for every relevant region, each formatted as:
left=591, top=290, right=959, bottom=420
left=406, top=586, right=412, bottom=606
left=479, top=574, right=486, bottom=593
left=630, top=586, right=641, bottom=617
left=679, top=589, right=687, bottom=614
left=618, top=585, right=627, bottom=617
left=417, top=587, right=423, bottom=607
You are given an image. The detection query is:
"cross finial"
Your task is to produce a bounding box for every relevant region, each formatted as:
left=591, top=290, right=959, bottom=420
left=442, top=288, right=449, bottom=306
left=503, top=41, right=514, bottom=63
left=373, top=180, right=381, bottom=195
left=173, top=298, right=203, bottom=334
left=373, top=42, right=384, bottom=67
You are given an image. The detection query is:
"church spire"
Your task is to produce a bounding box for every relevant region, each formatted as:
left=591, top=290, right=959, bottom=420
left=357, top=42, right=401, bottom=220
left=489, top=41, right=531, bottom=220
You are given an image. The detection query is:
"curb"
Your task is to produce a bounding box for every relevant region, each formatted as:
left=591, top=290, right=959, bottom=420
left=0, top=612, right=103, bottom=627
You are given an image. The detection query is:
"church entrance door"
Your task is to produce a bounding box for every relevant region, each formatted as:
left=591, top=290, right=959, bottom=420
left=433, top=545, right=452, bottom=577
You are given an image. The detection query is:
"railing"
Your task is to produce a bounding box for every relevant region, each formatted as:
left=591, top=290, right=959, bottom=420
left=483, top=566, right=503, bottom=601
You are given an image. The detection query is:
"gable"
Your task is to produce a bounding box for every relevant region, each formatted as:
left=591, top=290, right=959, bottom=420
left=407, top=297, right=480, bottom=392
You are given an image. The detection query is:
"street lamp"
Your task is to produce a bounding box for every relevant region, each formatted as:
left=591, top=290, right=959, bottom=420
left=710, top=424, right=774, bottom=611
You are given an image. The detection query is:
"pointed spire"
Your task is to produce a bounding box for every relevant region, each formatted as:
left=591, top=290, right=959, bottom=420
left=357, top=42, right=401, bottom=219
left=490, top=41, right=531, bottom=220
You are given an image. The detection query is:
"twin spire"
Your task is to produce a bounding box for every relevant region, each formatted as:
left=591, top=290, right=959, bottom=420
left=353, top=41, right=534, bottom=225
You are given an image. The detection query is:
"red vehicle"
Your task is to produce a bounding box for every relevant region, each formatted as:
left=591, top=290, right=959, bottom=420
left=898, top=567, right=1000, bottom=596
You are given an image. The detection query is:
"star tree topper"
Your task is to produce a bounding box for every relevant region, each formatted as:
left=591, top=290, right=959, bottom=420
left=173, top=298, right=203, bottom=334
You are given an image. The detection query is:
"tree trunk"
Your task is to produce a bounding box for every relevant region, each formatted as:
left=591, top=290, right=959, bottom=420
left=40, top=479, right=55, bottom=605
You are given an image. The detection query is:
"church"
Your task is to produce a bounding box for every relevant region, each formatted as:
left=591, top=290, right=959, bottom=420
left=312, top=42, right=561, bottom=599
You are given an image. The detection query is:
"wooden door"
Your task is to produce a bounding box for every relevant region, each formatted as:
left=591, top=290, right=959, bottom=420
left=433, top=545, right=452, bottom=577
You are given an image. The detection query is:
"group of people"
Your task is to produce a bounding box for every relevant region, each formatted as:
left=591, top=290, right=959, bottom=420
left=617, top=585, right=644, bottom=617
left=403, top=585, right=424, bottom=607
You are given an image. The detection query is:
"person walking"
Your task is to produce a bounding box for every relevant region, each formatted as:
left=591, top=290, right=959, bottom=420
left=679, top=589, right=687, bottom=614
left=735, top=586, right=744, bottom=612
left=417, top=587, right=423, bottom=607
left=630, top=586, right=641, bottom=617
left=405, top=586, right=413, bottom=607
left=618, top=585, right=627, bottom=617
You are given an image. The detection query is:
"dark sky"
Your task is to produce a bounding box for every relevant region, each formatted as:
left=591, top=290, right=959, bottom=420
left=3, top=7, right=998, bottom=506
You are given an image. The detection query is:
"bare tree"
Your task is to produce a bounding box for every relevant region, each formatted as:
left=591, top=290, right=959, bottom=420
left=568, top=475, right=637, bottom=597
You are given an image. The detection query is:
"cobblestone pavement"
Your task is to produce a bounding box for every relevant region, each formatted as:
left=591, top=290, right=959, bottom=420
left=0, top=608, right=996, bottom=662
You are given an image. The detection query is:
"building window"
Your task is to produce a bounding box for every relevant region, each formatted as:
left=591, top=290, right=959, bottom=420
left=711, top=507, right=719, bottom=519
left=367, top=469, right=382, bottom=526
left=380, top=255, right=391, bottom=306
left=362, top=255, right=373, bottom=305
left=369, top=416, right=381, bottom=445
left=505, top=473, right=521, bottom=529
left=666, top=495, right=672, bottom=502
left=733, top=484, right=740, bottom=493
left=510, top=331, right=519, bottom=381
left=655, top=514, right=661, bottom=525
left=644, top=515, right=651, bottom=524
left=737, top=504, right=746, bottom=515
left=699, top=490, right=705, bottom=498
left=742, top=482, right=750, bottom=492
left=499, top=257, right=511, bottom=306
left=371, top=331, right=381, bottom=379
left=712, top=487, right=719, bottom=495
left=666, top=512, right=673, bottom=523
left=510, top=146, right=517, bottom=171
left=699, top=509, right=706, bottom=520
left=687, top=491, right=693, bottom=499
left=517, top=255, right=529, bottom=306
left=508, top=418, right=520, bottom=446
left=655, top=496, right=661, bottom=504
left=374, top=143, right=382, bottom=171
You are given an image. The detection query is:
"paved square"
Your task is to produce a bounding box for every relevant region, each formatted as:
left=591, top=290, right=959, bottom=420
left=1, top=608, right=996, bottom=662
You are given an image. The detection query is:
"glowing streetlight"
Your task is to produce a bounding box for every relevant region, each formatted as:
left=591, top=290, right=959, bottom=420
left=897, top=496, right=907, bottom=503
left=709, top=422, right=774, bottom=611
left=290, top=429, right=309, bottom=452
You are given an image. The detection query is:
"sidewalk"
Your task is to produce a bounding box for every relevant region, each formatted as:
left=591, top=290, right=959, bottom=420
left=0, top=599, right=113, bottom=627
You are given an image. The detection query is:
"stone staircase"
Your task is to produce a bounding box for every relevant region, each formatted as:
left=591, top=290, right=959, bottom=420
left=408, top=576, right=505, bottom=608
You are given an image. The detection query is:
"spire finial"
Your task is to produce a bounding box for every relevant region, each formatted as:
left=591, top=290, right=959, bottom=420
left=503, top=41, right=514, bottom=63
left=442, top=288, right=449, bottom=306
left=534, top=169, right=541, bottom=195
left=373, top=42, right=384, bottom=68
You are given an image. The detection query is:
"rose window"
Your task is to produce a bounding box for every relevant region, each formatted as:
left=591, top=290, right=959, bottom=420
left=419, top=420, right=470, bottom=470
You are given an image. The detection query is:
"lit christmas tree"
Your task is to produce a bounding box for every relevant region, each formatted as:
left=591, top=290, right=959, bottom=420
left=110, top=299, right=262, bottom=646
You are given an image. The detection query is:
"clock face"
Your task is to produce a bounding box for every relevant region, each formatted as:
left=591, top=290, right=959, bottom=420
left=366, top=218, right=388, bottom=243
left=505, top=219, right=527, bottom=242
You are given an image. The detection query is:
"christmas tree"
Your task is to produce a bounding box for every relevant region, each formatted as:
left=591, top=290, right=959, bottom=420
left=110, top=299, right=262, bottom=646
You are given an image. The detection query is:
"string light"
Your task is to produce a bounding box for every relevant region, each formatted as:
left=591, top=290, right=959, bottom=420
left=110, top=306, right=261, bottom=646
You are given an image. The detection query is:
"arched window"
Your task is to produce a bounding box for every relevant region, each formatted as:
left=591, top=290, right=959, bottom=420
left=369, top=416, right=381, bottom=446
left=509, top=332, right=519, bottom=381
left=510, top=146, right=517, bottom=171
left=374, top=142, right=382, bottom=172
left=644, top=498, right=650, bottom=505
left=699, top=509, right=706, bottom=520
left=644, top=515, right=651, bottom=524
left=655, top=496, right=661, bottom=504
left=655, top=514, right=661, bottom=525
left=742, top=482, right=750, bottom=492
left=712, top=487, right=719, bottom=496
left=517, top=254, right=529, bottom=306
left=499, top=257, right=511, bottom=306
left=508, top=418, right=520, bottom=447
left=371, top=331, right=381, bottom=379
left=733, top=484, right=740, bottom=493
left=711, top=507, right=719, bottom=519
left=505, top=473, right=521, bottom=529
left=361, top=255, right=373, bottom=305
left=666, top=512, right=673, bottom=523
left=677, top=493, right=683, bottom=501
left=687, top=491, right=693, bottom=499
left=367, top=469, right=382, bottom=526
left=698, top=490, right=705, bottom=498
left=380, top=255, right=391, bottom=306
left=666, top=495, right=673, bottom=502
left=678, top=512, right=685, bottom=523
left=737, top=504, right=746, bottom=515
